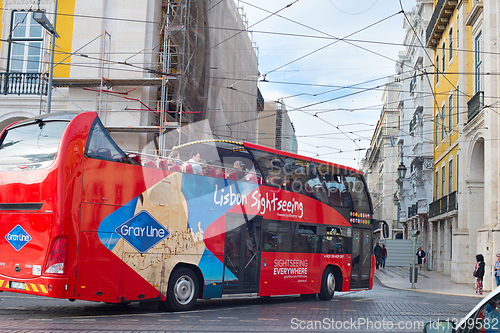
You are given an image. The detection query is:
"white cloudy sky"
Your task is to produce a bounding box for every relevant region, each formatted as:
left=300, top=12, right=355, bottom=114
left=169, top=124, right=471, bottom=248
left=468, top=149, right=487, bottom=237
left=240, top=0, right=417, bottom=168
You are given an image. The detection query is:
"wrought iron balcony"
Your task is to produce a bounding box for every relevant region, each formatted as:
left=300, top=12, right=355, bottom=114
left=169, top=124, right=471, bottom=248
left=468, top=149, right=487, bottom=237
left=467, top=91, right=483, bottom=122
left=408, top=203, right=418, bottom=218
left=1, top=72, right=47, bottom=95
left=429, top=191, right=458, bottom=218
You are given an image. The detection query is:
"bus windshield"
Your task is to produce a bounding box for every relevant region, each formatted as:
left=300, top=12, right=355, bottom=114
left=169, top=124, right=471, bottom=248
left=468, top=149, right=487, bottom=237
left=0, top=121, right=69, bottom=171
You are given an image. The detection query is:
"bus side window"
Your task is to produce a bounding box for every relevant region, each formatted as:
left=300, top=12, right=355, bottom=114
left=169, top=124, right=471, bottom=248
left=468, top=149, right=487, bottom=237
left=85, top=119, right=131, bottom=164
left=345, top=173, right=370, bottom=212
left=264, top=221, right=292, bottom=252
left=293, top=225, right=318, bottom=253
left=306, top=163, right=328, bottom=205
left=322, top=235, right=346, bottom=254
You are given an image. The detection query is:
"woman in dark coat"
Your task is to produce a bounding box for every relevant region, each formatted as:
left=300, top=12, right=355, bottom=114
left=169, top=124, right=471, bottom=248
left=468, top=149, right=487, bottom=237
left=416, top=247, right=426, bottom=270
left=473, top=254, right=485, bottom=295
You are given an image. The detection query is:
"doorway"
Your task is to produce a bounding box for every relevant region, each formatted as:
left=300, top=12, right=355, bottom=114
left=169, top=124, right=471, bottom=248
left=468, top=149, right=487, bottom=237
left=350, top=226, right=372, bottom=289
left=223, top=214, right=261, bottom=294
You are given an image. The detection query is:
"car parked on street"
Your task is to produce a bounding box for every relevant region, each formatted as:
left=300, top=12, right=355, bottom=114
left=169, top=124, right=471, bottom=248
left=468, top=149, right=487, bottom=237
left=424, top=286, right=500, bottom=333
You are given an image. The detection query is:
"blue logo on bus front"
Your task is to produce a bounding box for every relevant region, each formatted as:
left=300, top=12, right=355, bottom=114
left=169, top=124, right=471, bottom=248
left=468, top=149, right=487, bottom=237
left=115, top=211, right=169, bottom=253
left=5, top=224, right=32, bottom=251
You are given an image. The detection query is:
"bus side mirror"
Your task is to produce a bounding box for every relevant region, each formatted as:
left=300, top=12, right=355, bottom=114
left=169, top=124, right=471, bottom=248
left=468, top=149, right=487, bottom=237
left=373, top=220, right=389, bottom=238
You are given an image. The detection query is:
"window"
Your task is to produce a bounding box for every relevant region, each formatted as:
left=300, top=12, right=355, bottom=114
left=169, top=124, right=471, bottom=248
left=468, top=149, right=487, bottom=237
left=456, top=86, right=460, bottom=126
left=449, top=29, right=453, bottom=61
left=293, top=225, right=319, bottom=253
left=435, top=114, right=439, bottom=146
left=263, top=220, right=292, bottom=252
left=435, top=170, right=439, bottom=199
left=9, top=11, right=43, bottom=73
left=345, top=172, right=371, bottom=213
left=448, top=93, right=453, bottom=132
left=410, top=71, right=416, bottom=94
left=322, top=170, right=351, bottom=208
left=436, top=56, right=439, bottom=84
left=449, top=160, right=453, bottom=194
left=442, top=165, right=446, bottom=196
left=441, top=105, right=445, bottom=141
left=456, top=155, right=459, bottom=192
left=0, top=120, right=69, bottom=171
left=85, top=118, right=132, bottom=163
left=470, top=293, right=500, bottom=332
left=322, top=235, right=350, bottom=254
left=475, top=32, right=483, bottom=93
left=442, top=43, right=446, bottom=72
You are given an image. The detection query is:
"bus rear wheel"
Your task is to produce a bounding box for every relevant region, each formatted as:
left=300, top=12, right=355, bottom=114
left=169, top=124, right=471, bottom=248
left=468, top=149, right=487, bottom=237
left=164, top=267, right=198, bottom=311
left=318, top=267, right=335, bottom=300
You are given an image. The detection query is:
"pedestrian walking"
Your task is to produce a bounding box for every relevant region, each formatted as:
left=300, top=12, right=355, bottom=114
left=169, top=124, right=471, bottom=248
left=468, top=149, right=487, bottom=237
left=416, top=247, right=426, bottom=270
left=473, top=254, right=485, bottom=295
left=381, top=244, right=387, bottom=269
left=374, top=242, right=382, bottom=269
left=494, top=253, right=500, bottom=287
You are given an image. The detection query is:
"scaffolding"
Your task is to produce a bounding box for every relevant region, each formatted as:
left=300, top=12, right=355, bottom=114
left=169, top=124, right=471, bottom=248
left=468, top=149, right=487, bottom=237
left=158, top=0, right=207, bottom=155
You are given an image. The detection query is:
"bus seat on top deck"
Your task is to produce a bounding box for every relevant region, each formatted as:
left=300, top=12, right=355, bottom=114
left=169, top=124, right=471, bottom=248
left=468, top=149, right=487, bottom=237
left=204, top=167, right=216, bottom=177
left=96, top=148, right=112, bottom=160
left=168, top=163, right=180, bottom=172
left=329, top=187, right=342, bottom=207
left=182, top=162, right=193, bottom=174
left=157, top=158, right=168, bottom=170
left=215, top=169, right=224, bottom=178
left=244, top=173, right=258, bottom=184
left=142, top=158, right=155, bottom=168
left=226, top=170, right=238, bottom=180
left=127, top=153, right=141, bottom=164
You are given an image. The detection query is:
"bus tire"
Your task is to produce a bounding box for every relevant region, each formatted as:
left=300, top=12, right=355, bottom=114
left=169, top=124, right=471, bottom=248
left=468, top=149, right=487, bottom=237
left=164, top=267, right=198, bottom=311
left=318, top=267, right=335, bottom=300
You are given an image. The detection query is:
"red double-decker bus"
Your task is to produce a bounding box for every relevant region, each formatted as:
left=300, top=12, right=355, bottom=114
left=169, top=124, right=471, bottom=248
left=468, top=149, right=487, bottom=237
left=0, top=111, right=380, bottom=311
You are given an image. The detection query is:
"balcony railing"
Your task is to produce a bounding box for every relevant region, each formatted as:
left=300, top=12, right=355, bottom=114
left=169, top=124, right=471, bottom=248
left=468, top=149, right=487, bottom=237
left=408, top=203, right=418, bottom=218
left=0, top=72, right=47, bottom=95
left=425, top=0, right=445, bottom=46
left=448, top=191, right=457, bottom=211
left=468, top=91, right=484, bottom=122
left=429, top=191, right=458, bottom=218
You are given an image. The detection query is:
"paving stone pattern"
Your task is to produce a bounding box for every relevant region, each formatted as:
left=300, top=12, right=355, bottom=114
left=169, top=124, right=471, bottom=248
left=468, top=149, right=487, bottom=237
left=0, top=280, right=480, bottom=332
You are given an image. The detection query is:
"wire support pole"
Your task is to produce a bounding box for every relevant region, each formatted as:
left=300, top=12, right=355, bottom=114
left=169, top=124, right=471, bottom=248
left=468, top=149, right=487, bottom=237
left=46, top=0, right=58, bottom=113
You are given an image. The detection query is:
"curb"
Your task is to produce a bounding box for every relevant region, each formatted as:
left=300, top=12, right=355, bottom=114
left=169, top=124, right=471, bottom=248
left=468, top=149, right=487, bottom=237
left=374, top=275, right=484, bottom=298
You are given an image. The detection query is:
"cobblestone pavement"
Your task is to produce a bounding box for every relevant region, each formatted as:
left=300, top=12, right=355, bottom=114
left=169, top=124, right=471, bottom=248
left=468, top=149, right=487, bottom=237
left=0, top=280, right=480, bottom=332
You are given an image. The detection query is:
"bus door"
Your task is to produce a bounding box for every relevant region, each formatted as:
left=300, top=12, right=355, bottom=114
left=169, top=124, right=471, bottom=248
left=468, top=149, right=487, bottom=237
left=350, top=226, right=372, bottom=289
left=223, top=214, right=261, bottom=294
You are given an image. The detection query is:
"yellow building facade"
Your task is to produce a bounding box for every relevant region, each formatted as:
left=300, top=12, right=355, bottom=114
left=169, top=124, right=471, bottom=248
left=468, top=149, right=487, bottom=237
left=426, top=0, right=500, bottom=291
left=427, top=0, right=461, bottom=278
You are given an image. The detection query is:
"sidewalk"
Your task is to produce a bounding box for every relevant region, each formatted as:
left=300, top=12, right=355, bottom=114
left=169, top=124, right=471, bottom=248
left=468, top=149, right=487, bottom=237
left=375, top=266, right=483, bottom=298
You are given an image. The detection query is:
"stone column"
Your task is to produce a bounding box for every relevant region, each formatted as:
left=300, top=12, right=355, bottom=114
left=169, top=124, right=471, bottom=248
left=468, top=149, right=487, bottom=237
left=437, top=220, right=443, bottom=272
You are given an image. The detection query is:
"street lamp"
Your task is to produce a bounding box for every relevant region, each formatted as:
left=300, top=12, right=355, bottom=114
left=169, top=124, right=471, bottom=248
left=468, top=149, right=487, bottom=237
left=393, top=192, right=399, bottom=206
left=33, top=0, right=58, bottom=113
left=397, top=162, right=407, bottom=179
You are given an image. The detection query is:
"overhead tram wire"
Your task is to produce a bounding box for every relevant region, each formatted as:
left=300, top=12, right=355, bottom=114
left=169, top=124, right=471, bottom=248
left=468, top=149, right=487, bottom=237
left=3, top=48, right=477, bottom=127
left=5, top=7, right=493, bottom=142
left=236, top=2, right=428, bottom=112
left=208, top=0, right=300, bottom=51
left=6, top=7, right=500, bottom=59
left=260, top=9, right=403, bottom=76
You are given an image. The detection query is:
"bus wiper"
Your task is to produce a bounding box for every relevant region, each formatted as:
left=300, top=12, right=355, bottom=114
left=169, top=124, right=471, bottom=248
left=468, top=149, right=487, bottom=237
left=35, top=118, right=45, bottom=129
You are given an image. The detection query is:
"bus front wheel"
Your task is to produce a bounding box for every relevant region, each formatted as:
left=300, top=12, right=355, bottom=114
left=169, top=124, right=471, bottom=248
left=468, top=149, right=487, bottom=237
left=318, top=267, right=335, bottom=300
left=164, top=267, right=198, bottom=311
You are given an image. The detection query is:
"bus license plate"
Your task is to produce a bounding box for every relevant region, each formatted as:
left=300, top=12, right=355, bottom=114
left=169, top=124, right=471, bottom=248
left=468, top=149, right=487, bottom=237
left=10, top=281, right=25, bottom=290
